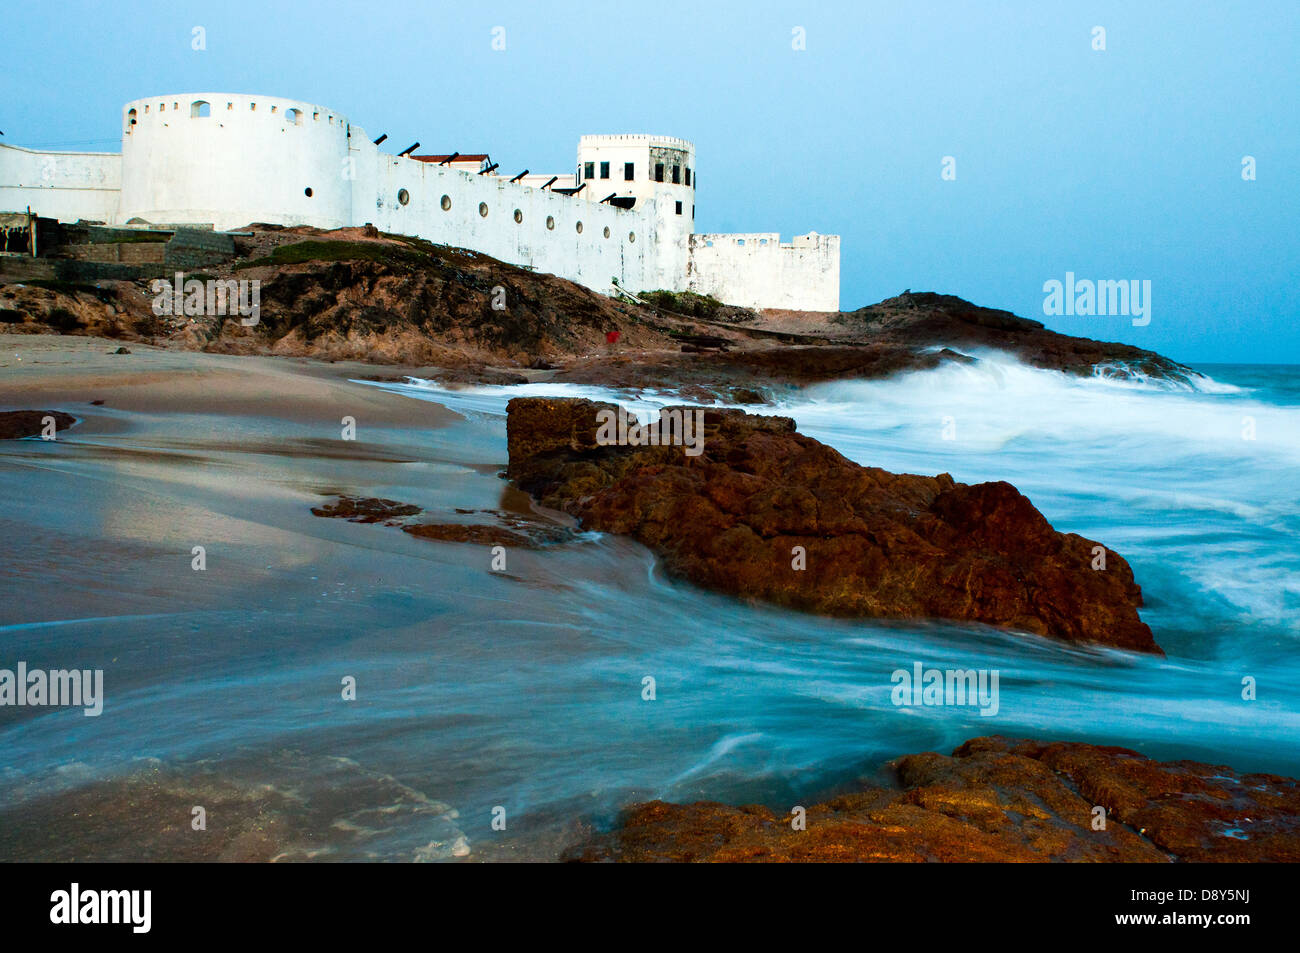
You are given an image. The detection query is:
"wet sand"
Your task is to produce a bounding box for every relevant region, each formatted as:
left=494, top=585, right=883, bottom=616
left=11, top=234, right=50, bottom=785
left=0, top=333, right=459, bottom=426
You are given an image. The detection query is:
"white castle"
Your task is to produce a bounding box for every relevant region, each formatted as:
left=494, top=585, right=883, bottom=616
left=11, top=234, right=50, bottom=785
left=0, top=93, right=840, bottom=311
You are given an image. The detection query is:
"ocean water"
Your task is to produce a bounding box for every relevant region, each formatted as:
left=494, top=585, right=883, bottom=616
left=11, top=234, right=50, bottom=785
left=1, top=356, right=1297, bottom=860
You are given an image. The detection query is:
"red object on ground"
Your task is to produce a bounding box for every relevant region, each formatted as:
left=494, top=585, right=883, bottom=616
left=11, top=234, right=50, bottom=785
left=606, top=331, right=621, bottom=344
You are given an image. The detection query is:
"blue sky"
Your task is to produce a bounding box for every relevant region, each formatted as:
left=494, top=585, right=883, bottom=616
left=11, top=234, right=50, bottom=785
left=3, top=0, right=1296, bottom=364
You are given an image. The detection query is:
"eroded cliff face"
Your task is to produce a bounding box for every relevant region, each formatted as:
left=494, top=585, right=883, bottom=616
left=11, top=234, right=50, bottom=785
left=568, top=736, right=1300, bottom=863
left=0, top=228, right=1194, bottom=394
left=505, top=397, right=1158, bottom=653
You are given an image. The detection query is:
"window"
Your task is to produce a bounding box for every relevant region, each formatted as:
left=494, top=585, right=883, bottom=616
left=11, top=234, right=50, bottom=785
left=286, top=108, right=302, bottom=125
left=546, top=215, right=555, bottom=230
left=624, top=162, right=634, bottom=181
left=675, top=201, right=682, bottom=215
left=305, top=187, right=313, bottom=197
left=737, top=239, right=745, bottom=245
left=600, top=161, right=610, bottom=179
left=628, top=232, right=635, bottom=242
left=126, top=108, right=137, bottom=131
left=250, top=102, right=256, bottom=111
left=398, top=189, right=410, bottom=206
left=479, top=202, right=489, bottom=217
left=271, top=105, right=277, bottom=114
left=440, top=195, right=452, bottom=210
left=514, top=209, right=523, bottom=223
left=654, top=163, right=664, bottom=182
left=672, top=165, right=680, bottom=184
left=191, top=101, right=210, bottom=118
left=685, top=168, right=691, bottom=186
left=584, top=162, right=595, bottom=181
left=576, top=221, right=583, bottom=234
left=759, top=238, right=768, bottom=245
left=603, top=226, right=610, bottom=238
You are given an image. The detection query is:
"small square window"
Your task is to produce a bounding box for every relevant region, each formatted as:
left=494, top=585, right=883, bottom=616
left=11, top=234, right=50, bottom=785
left=584, top=162, right=595, bottom=181
left=600, top=161, right=610, bottom=179
left=675, top=201, right=682, bottom=215
left=624, top=162, right=634, bottom=181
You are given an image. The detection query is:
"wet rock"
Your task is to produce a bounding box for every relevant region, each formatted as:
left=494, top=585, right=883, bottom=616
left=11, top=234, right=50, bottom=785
left=568, top=736, right=1300, bottom=862
left=402, top=523, right=537, bottom=547
left=0, top=410, right=76, bottom=439
left=310, top=495, right=422, bottom=524
left=506, top=397, right=1158, bottom=652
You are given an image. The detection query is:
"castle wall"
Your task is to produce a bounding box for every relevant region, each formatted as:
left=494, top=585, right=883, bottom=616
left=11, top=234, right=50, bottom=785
left=686, top=232, right=841, bottom=312
left=0, top=93, right=841, bottom=311
left=351, top=132, right=652, bottom=294
left=0, top=144, right=120, bottom=224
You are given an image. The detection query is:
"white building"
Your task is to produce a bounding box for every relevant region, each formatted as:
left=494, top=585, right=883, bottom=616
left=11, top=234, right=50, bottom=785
left=0, top=93, right=840, bottom=311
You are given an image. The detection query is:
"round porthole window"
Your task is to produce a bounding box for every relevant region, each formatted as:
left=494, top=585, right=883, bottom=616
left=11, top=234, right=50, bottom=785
left=479, top=202, right=489, bottom=218
left=304, top=187, right=313, bottom=197
left=513, top=209, right=523, bottom=224
left=575, top=221, right=583, bottom=234
left=603, top=226, right=611, bottom=238
left=628, top=232, right=635, bottom=242
left=440, top=194, right=451, bottom=211
left=398, top=189, right=410, bottom=206
left=546, top=216, right=555, bottom=230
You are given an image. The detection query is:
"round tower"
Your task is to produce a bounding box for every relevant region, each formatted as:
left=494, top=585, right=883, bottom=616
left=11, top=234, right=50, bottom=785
left=118, top=93, right=351, bottom=230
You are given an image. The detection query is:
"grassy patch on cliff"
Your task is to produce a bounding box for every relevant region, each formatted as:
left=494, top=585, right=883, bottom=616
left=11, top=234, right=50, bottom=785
left=640, top=289, right=727, bottom=319
left=235, top=240, right=429, bottom=270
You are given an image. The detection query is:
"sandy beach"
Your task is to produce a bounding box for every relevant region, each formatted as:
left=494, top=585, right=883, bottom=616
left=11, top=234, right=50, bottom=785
left=0, top=333, right=458, bottom=426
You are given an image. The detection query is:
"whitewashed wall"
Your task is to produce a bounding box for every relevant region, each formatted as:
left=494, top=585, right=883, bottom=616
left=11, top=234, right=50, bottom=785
left=0, top=144, right=120, bottom=223
left=577, top=135, right=695, bottom=290
left=687, top=232, right=841, bottom=311
left=352, top=130, right=652, bottom=294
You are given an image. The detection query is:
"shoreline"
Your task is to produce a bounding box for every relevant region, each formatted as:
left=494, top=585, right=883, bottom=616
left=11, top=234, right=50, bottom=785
left=1, top=331, right=1295, bottom=863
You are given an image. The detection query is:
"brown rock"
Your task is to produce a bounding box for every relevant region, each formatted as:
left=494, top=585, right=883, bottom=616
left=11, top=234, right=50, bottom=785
left=506, top=397, right=1158, bottom=652
left=401, top=523, right=536, bottom=547
left=0, top=410, right=76, bottom=439
left=569, top=736, right=1300, bottom=862
left=310, top=495, right=422, bottom=524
